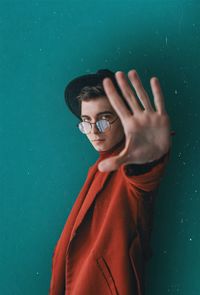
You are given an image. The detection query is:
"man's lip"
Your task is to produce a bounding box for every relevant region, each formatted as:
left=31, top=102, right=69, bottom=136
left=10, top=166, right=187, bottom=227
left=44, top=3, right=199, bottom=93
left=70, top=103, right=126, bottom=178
left=92, top=139, right=105, bottom=141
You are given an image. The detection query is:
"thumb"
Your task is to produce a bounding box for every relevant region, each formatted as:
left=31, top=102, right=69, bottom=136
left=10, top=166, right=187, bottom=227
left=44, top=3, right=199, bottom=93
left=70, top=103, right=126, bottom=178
left=98, top=138, right=131, bottom=172
left=98, top=153, right=128, bottom=172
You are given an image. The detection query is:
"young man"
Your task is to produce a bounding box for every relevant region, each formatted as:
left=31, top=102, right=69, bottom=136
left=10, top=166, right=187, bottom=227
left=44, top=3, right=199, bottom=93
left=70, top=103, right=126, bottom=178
left=49, top=69, right=175, bottom=295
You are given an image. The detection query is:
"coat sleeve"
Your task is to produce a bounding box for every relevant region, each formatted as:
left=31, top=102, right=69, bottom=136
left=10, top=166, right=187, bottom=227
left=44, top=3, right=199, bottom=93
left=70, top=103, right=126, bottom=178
left=120, top=148, right=171, bottom=192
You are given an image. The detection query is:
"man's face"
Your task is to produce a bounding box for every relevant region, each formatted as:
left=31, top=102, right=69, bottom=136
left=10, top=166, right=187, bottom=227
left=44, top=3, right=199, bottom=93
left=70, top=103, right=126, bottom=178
left=80, top=96, right=125, bottom=152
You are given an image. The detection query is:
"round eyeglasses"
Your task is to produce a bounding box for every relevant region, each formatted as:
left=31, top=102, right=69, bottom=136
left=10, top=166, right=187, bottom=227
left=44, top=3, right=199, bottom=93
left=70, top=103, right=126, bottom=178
left=76, top=117, right=119, bottom=134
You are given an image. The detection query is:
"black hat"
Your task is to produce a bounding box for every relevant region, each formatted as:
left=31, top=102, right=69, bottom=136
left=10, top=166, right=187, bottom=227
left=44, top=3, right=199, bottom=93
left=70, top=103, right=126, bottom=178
left=64, top=69, right=125, bottom=120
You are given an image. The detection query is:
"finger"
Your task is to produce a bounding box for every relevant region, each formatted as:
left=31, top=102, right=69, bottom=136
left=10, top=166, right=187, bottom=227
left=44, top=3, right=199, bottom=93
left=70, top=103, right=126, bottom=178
left=128, top=69, right=154, bottom=112
left=150, top=77, right=166, bottom=114
left=103, top=78, right=131, bottom=121
left=115, top=71, right=142, bottom=113
left=98, top=140, right=131, bottom=172
left=98, top=156, right=121, bottom=172
left=98, top=153, right=127, bottom=172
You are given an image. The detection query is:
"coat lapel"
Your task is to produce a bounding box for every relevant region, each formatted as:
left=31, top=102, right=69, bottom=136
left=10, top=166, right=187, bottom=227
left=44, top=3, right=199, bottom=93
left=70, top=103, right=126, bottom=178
left=49, top=162, right=112, bottom=295
left=68, top=162, right=113, bottom=250
left=68, top=137, right=126, bottom=248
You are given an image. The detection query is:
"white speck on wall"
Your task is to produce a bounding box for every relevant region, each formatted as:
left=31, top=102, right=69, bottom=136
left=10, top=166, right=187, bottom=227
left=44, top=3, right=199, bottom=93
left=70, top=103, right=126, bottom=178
left=178, top=152, right=182, bottom=158
left=175, top=89, right=178, bottom=95
left=167, top=283, right=181, bottom=293
left=165, top=36, right=168, bottom=46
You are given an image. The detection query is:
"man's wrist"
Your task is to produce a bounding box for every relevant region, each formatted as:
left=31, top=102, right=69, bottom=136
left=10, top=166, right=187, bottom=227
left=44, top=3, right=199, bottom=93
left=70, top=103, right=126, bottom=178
left=125, top=150, right=170, bottom=176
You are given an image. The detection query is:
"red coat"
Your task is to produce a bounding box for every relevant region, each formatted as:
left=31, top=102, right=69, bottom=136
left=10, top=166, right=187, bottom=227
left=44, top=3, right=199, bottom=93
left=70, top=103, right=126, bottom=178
left=49, top=138, right=170, bottom=295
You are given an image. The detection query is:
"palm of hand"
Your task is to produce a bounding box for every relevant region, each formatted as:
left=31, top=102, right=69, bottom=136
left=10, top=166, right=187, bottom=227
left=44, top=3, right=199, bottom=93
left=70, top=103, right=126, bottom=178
left=98, top=69, right=172, bottom=172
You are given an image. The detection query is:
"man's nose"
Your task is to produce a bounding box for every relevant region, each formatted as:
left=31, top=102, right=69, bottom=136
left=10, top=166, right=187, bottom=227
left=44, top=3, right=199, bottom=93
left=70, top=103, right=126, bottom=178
left=91, top=122, right=100, bottom=134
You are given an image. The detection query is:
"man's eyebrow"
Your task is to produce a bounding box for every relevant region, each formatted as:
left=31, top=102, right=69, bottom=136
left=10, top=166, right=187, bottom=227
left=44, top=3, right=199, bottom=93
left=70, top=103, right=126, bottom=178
left=81, top=111, right=114, bottom=119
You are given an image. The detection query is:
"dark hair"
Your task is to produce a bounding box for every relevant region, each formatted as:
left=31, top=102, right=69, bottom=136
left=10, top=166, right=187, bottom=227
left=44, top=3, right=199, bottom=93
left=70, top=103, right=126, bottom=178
left=77, top=84, right=107, bottom=102
left=76, top=83, right=132, bottom=116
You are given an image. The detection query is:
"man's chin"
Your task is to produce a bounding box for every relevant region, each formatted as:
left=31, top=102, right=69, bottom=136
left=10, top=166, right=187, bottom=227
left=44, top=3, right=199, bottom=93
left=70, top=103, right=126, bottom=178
left=91, top=140, right=107, bottom=150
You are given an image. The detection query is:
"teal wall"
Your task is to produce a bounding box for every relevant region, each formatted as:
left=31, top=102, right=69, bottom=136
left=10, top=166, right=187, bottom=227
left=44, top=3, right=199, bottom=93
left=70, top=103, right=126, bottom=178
left=1, top=1, right=199, bottom=294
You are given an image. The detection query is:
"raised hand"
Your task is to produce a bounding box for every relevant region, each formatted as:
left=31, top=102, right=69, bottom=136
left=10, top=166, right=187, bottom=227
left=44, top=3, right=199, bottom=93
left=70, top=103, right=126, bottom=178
left=98, top=69, right=172, bottom=173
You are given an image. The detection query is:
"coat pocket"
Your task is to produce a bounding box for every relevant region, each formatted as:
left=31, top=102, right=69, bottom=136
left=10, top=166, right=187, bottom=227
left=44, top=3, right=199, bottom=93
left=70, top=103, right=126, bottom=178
left=96, top=256, right=119, bottom=295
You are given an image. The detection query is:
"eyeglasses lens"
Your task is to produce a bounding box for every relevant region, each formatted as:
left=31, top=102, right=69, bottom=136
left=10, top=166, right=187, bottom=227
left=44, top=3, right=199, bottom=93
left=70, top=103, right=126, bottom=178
left=79, top=119, right=110, bottom=134
left=96, top=119, right=110, bottom=132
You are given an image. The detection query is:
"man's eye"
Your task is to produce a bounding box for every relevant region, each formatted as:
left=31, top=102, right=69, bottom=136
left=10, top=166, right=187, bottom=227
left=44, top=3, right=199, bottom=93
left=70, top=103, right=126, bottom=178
left=82, top=116, right=111, bottom=122
left=101, top=116, right=110, bottom=120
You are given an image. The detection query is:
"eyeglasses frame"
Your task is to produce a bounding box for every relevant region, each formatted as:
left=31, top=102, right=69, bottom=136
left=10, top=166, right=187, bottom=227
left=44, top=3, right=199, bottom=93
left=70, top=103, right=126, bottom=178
left=76, top=116, right=119, bottom=134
